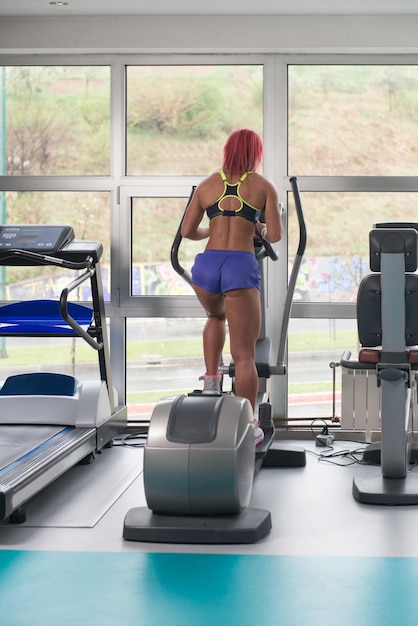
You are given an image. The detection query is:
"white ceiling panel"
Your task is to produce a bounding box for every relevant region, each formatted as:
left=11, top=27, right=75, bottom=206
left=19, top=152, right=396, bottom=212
left=1, top=0, right=418, bottom=17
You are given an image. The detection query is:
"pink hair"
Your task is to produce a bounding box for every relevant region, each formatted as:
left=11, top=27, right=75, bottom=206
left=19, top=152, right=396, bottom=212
left=222, top=129, right=263, bottom=175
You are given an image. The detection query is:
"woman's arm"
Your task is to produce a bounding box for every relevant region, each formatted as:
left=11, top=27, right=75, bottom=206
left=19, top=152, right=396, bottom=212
left=258, top=181, right=283, bottom=244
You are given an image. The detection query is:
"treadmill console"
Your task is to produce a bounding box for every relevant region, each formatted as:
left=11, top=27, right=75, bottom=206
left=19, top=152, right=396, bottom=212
left=0, top=225, right=74, bottom=253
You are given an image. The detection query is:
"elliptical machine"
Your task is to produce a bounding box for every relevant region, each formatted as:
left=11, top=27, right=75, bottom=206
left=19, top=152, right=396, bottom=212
left=123, top=177, right=306, bottom=543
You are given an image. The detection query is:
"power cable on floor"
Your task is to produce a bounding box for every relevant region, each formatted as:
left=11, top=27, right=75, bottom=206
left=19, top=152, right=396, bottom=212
left=113, top=432, right=147, bottom=448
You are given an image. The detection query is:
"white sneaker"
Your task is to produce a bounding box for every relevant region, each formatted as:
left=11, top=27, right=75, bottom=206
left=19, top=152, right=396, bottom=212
left=254, top=424, right=265, bottom=447
left=199, top=372, right=223, bottom=395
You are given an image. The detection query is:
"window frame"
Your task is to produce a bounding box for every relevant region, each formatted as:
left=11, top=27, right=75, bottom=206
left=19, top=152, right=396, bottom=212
left=2, top=52, right=418, bottom=421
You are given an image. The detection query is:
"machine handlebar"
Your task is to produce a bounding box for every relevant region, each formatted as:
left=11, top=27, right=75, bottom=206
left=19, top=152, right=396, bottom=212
left=170, top=187, right=196, bottom=287
left=276, top=177, right=307, bottom=370
left=290, top=177, right=307, bottom=257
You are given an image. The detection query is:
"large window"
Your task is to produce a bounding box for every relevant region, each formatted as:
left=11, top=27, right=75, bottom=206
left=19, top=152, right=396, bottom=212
left=0, top=190, right=110, bottom=387
left=2, top=56, right=417, bottom=429
left=287, top=318, right=356, bottom=425
left=1, top=190, right=110, bottom=296
left=0, top=58, right=266, bottom=423
left=288, top=65, right=418, bottom=176
left=288, top=190, right=418, bottom=304
left=286, top=62, right=418, bottom=422
left=2, top=66, right=110, bottom=176
left=131, top=196, right=197, bottom=296
left=126, top=65, right=263, bottom=176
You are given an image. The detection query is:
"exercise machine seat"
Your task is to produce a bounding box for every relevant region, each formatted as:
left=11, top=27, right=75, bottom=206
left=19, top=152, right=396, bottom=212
left=356, top=270, right=418, bottom=365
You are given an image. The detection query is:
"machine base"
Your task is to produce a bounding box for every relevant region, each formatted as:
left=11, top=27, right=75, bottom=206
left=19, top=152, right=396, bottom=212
left=254, top=427, right=306, bottom=470
left=123, top=506, right=272, bottom=544
left=262, top=441, right=306, bottom=468
left=362, top=441, right=418, bottom=465
left=353, top=470, right=418, bottom=505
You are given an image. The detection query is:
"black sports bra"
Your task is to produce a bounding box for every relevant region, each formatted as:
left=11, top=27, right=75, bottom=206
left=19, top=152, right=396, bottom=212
left=205, top=170, right=261, bottom=224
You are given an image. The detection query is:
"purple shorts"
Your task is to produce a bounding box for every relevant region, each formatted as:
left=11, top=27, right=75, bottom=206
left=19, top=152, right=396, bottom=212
left=191, top=249, right=260, bottom=294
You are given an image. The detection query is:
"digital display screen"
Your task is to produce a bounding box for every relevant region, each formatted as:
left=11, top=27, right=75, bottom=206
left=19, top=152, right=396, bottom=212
left=16, top=234, right=40, bottom=245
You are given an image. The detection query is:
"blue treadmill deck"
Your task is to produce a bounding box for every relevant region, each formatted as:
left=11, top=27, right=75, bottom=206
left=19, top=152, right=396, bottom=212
left=0, top=300, right=93, bottom=335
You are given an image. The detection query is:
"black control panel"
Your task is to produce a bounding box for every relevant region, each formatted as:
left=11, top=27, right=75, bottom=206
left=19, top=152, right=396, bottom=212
left=0, top=225, right=103, bottom=265
left=0, top=225, right=74, bottom=253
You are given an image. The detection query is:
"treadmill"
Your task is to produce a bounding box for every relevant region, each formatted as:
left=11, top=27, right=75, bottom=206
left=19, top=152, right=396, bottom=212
left=0, top=224, right=127, bottom=523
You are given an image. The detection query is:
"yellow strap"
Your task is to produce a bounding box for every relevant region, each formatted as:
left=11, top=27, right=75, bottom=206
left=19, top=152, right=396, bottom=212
left=219, top=170, right=251, bottom=183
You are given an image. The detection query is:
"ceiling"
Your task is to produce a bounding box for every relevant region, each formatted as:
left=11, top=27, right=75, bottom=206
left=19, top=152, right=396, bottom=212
left=1, top=0, right=418, bottom=17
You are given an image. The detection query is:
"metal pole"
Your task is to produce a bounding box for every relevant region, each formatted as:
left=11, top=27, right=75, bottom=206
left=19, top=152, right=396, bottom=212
left=0, top=66, right=7, bottom=357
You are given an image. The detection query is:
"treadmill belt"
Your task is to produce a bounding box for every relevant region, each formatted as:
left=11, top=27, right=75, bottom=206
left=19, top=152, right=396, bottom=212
left=0, top=425, right=66, bottom=471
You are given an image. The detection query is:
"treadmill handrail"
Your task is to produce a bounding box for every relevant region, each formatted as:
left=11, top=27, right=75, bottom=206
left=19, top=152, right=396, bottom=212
left=59, top=267, right=103, bottom=350
left=0, top=248, right=94, bottom=271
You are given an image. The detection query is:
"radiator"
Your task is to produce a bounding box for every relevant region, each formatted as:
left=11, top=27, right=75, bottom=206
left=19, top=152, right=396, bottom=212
left=340, top=367, right=381, bottom=432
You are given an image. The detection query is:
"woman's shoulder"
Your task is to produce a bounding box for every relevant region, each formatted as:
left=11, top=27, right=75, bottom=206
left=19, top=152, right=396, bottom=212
left=193, top=171, right=223, bottom=207
left=207, top=170, right=223, bottom=181
left=196, top=171, right=222, bottom=193
left=249, top=171, right=277, bottom=190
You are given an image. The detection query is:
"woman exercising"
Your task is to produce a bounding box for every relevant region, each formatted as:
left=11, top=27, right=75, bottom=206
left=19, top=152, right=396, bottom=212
left=181, top=129, right=283, bottom=445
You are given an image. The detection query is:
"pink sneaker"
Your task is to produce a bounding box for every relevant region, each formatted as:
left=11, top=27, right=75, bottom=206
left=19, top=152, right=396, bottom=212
left=254, top=423, right=265, bottom=446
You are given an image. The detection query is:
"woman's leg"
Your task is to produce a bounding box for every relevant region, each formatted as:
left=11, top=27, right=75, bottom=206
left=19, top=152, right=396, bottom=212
left=193, top=284, right=226, bottom=375
left=225, top=287, right=261, bottom=411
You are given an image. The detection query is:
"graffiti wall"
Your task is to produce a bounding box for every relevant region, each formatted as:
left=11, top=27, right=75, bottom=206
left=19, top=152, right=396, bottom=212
left=295, top=256, right=369, bottom=302
left=4, top=256, right=370, bottom=302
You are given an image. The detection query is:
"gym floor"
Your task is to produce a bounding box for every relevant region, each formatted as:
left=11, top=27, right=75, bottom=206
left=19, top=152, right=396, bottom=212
left=1, top=437, right=418, bottom=626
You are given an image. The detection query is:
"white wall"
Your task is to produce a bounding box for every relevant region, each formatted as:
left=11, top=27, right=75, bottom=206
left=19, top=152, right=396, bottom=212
left=1, top=15, right=418, bottom=55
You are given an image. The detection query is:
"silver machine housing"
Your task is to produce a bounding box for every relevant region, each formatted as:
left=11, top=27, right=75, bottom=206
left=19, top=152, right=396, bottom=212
left=144, top=394, right=255, bottom=515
